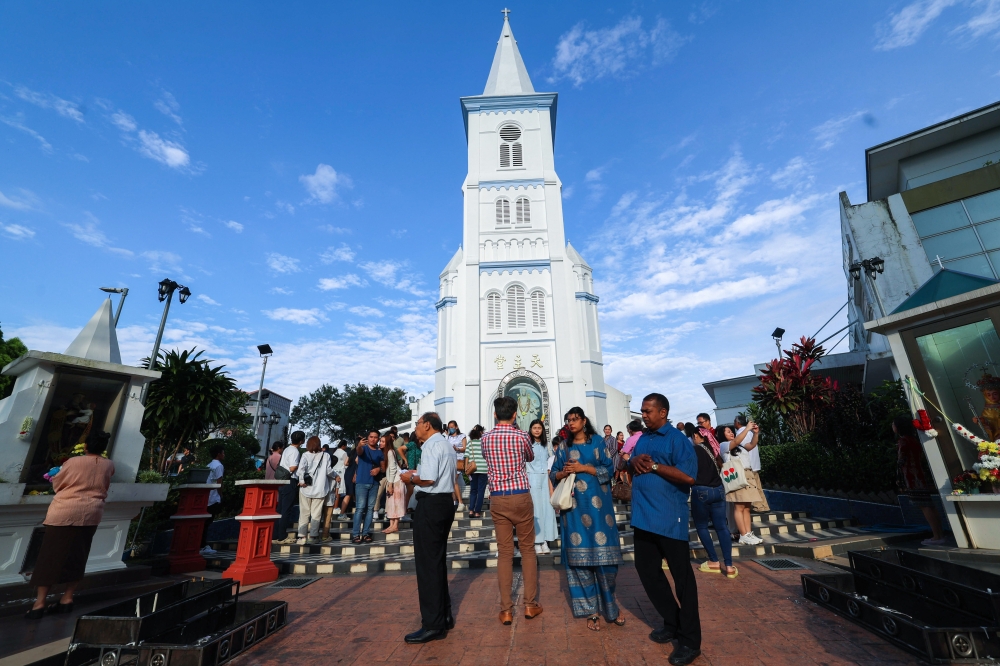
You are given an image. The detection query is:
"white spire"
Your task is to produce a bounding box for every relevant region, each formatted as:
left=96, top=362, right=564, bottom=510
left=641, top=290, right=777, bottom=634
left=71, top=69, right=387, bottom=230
left=483, top=12, right=535, bottom=96
left=64, top=298, right=122, bottom=364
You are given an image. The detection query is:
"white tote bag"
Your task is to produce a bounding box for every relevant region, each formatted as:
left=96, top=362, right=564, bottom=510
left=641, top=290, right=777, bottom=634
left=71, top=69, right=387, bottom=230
left=550, top=472, right=576, bottom=510
left=720, top=448, right=749, bottom=494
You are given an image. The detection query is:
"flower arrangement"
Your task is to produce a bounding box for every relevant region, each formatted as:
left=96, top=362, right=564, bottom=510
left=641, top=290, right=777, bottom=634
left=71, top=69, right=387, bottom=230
left=18, top=416, right=33, bottom=440
left=43, top=442, right=108, bottom=483
left=973, top=440, right=1000, bottom=485
left=953, top=471, right=982, bottom=494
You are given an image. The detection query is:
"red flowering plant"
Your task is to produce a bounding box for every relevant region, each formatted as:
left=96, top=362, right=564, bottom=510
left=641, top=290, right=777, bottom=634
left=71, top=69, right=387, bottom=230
left=952, top=470, right=983, bottom=494
left=752, top=337, right=838, bottom=442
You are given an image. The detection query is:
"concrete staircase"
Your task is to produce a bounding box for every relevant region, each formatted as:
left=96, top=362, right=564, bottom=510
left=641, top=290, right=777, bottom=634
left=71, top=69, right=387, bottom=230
left=204, top=491, right=926, bottom=576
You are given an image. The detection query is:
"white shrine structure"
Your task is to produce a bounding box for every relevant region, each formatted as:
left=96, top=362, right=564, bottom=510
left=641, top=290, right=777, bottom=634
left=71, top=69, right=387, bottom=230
left=405, top=15, right=633, bottom=434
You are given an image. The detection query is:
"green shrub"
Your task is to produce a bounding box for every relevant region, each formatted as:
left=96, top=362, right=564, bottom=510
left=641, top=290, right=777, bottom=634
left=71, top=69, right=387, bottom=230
left=759, top=439, right=897, bottom=494
left=136, top=470, right=165, bottom=484
left=194, top=437, right=263, bottom=517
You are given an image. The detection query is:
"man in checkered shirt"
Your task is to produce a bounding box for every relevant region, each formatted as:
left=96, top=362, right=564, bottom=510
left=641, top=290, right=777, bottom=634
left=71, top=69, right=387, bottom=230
left=481, top=396, right=542, bottom=624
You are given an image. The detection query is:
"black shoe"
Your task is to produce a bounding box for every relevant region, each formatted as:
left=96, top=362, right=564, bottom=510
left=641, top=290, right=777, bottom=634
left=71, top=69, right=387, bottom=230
left=404, top=628, right=448, bottom=644
left=446, top=615, right=455, bottom=630
left=46, top=601, right=74, bottom=615
left=649, top=627, right=676, bottom=644
left=668, top=644, right=701, bottom=666
left=25, top=607, right=45, bottom=620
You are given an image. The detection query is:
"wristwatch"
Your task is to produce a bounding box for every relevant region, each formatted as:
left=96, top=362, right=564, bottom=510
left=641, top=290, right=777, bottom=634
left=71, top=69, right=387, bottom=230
left=650, top=463, right=659, bottom=472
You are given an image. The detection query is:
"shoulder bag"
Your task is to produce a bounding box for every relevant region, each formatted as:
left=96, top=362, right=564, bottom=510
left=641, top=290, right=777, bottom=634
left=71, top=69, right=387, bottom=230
left=274, top=453, right=292, bottom=481
left=720, top=445, right=748, bottom=494
left=550, top=472, right=576, bottom=510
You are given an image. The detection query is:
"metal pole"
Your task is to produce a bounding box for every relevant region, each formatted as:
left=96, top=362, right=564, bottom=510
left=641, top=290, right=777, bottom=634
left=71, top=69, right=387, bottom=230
left=774, top=339, right=782, bottom=358
left=114, top=288, right=129, bottom=327
left=866, top=275, right=887, bottom=317
left=149, top=291, right=174, bottom=370
left=252, top=355, right=268, bottom=437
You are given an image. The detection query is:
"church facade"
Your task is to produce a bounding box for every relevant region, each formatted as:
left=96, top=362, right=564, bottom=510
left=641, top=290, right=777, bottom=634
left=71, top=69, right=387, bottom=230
left=406, top=16, right=633, bottom=434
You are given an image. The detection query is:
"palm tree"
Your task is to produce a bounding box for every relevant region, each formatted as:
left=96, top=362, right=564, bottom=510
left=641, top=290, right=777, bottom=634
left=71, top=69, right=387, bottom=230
left=141, top=349, right=245, bottom=472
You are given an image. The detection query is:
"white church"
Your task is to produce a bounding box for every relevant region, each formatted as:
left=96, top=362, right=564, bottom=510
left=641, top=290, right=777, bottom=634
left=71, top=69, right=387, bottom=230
left=405, top=15, right=633, bottom=435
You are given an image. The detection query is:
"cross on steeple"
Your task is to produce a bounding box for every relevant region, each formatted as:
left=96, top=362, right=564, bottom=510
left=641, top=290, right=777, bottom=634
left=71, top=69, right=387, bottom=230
left=502, top=8, right=511, bottom=19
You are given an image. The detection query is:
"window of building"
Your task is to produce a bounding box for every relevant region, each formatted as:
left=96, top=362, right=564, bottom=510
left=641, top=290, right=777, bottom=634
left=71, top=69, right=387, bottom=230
left=487, top=292, right=501, bottom=331
left=515, top=197, right=530, bottom=226
left=911, top=188, right=1000, bottom=278
left=499, top=124, right=523, bottom=168
left=507, top=285, right=525, bottom=329
left=495, top=198, right=510, bottom=227
left=530, top=290, right=545, bottom=328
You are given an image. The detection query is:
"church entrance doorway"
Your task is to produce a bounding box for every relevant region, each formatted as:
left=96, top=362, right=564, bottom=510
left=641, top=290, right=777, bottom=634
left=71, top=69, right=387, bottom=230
left=495, top=369, right=549, bottom=431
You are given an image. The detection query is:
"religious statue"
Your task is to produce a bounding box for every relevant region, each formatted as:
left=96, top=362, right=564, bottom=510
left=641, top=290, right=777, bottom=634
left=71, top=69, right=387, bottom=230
left=973, top=373, right=1000, bottom=442
left=515, top=386, right=540, bottom=431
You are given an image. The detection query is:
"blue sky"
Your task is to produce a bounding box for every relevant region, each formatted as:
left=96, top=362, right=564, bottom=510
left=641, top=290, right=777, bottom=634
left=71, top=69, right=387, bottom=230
left=3, top=1, right=1000, bottom=421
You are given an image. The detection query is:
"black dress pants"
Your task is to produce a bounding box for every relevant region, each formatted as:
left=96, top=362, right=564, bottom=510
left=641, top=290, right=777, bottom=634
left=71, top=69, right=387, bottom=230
left=413, top=492, right=456, bottom=630
left=275, top=481, right=298, bottom=539
left=633, top=526, right=702, bottom=650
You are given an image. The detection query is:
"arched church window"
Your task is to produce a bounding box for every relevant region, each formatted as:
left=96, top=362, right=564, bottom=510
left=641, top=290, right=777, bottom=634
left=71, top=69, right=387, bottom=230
left=507, top=285, right=526, bottom=329
left=499, top=124, right=523, bottom=168
left=487, top=292, right=502, bottom=331
left=530, top=290, right=546, bottom=329
left=495, top=198, right=511, bottom=227
left=515, top=197, right=530, bottom=226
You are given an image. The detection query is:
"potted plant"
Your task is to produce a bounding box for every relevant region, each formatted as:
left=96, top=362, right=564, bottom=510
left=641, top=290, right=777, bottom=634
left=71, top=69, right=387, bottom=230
left=973, top=441, right=1000, bottom=493
left=952, top=471, right=983, bottom=495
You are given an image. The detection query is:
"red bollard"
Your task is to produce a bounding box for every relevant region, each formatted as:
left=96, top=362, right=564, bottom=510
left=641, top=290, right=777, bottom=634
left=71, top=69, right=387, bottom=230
left=222, top=479, right=284, bottom=585
left=168, top=483, right=221, bottom=574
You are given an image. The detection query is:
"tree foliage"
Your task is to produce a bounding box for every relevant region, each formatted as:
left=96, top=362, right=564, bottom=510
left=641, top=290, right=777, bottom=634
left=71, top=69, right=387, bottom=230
left=141, top=349, right=246, bottom=472
left=291, top=382, right=410, bottom=441
left=0, top=323, right=28, bottom=400
left=752, top=337, right=838, bottom=442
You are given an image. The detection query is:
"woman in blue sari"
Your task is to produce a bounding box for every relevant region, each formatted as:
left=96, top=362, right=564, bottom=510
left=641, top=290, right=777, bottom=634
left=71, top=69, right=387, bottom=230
left=550, top=406, right=624, bottom=631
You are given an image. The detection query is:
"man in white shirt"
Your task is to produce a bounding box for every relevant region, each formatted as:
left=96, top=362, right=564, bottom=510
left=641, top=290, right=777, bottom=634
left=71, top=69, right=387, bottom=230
left=200, top=444, right=225, bottom=555
left=400, top=412, right=456, bottom=644
left=274, top=431, right=303, bottom=544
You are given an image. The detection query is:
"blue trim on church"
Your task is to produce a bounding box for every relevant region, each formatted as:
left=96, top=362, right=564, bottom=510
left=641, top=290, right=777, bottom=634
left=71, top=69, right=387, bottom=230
left=581, top=359, right=604, bottom=366
left=435, top=365, right=456, bottom=373
left=434, top=397, right=455, bottom=405
left=585, top=391, right=607, bottom=399
left=460, top=93, right=558, bottom=143
left=575, top=291, right=600, bottom=303
left=435, top=296, right=458, bottom=310
left=478, top=178, right=544, bottom=190
left=481, top=259, right=550, bottom=275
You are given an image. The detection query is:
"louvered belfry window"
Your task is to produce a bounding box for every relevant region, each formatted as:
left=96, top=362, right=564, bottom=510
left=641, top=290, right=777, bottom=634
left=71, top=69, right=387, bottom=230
left=531, top=290, right=545, bottom=328
left=516, top=197, right=530, bottom=225
left=487, top=293, right=501, bottom=330
left=499, top=124, right=522, bottom=168
left=495, top=198, right=511, bottom=227
left=507, top=285, right=526, bottom=329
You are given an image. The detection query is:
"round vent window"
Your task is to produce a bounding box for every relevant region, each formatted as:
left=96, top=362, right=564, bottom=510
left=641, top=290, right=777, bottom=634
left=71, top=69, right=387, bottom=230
left=499, top=125, right=521, bottom=142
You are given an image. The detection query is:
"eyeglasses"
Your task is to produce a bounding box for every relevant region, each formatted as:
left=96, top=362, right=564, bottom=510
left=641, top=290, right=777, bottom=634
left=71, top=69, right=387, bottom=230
left=566, top=416, right=583, bottom=423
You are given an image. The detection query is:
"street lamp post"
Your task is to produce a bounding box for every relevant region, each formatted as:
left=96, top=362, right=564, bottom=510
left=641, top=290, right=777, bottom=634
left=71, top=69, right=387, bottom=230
left=141, top=279, right=191, bottom=403
left=251, top=344, right=273, bottom=437
left=771, top=327, right=785, bottom=359
left=99, top=287, right=130, bottom=327
left=264, top=412, right=281, bottom=453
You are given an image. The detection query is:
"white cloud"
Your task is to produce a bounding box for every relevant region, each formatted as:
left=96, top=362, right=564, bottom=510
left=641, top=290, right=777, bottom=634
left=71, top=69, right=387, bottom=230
left=142, top=250, right=184, bottom=274
left=300, top=164, right=352, bottom=204
left=349, top=305, right=384, bottom=318
left=955, top=0, right=1000, bottom=38
left=1, top=223, right=34, bottom=240
left=563, top=185, right=574, bottom=199
left=266, top=253, right=301, bottom=274
left=0, top=115, right=52, bottom=152
left=196, top=294, right=221, bottom=306
left=318, top=274, right=366, bottom=290
left=319, top=224, right=351, bottom=234
left=110, top=111, right=138, bottom=132
left=875, top=0, right=959, bottom=50
left=262, top=308, right=327, bottom=325
left=320, top=244, right=355, bottom=263
left=154, top=92, right=183, bottom=125
left=0, top=189, right=34, bottom=210
left=137, top=130, right=190, bottom=169
left=269, top=287, right=294, bottom=295
left=358, top=261, right=425, bottom=296
left=770, top=156, right=812, bottom=188
left=812, top=111, right=866, bottom=150
left=14, top=86, right=84, bottom=122
left=550, top=16, right=690, bottom=87
left=187, top=224, right=210, bottom=236
left=63, top=216, right=110, bottom=247
left=224, top=220, right=244, bottom=233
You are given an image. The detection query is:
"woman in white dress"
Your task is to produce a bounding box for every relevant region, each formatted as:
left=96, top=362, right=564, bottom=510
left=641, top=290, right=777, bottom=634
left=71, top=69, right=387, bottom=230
left=527, top=419, right=557, bottom=554
left=447, top=420, right=467, bottom=511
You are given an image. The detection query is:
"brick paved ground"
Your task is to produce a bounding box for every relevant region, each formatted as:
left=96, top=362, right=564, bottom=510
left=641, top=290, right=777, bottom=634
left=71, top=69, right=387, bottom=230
left=237, top=563, right=918, bottom=665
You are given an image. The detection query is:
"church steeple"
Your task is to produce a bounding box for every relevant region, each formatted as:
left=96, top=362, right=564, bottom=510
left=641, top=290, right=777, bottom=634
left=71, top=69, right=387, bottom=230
left=483, top=10, right=535, bottom=96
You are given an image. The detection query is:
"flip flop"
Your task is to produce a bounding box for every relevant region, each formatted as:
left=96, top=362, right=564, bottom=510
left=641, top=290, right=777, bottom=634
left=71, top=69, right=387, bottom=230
left=726, top=567, right=739, bottom=579
left=699, top=561, right=722, bottom=574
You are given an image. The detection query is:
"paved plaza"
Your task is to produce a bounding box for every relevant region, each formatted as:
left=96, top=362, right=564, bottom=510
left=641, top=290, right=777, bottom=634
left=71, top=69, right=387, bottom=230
left=234, top=563, right=916, bottom=665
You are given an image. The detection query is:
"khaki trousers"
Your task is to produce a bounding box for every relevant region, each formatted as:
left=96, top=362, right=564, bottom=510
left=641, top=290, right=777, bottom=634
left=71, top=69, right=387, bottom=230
left=490, top=492, right=539, bottom=612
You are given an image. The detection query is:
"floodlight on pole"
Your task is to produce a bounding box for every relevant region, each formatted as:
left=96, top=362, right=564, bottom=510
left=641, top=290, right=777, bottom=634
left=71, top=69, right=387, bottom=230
left=850, top=257, right=887, bottom=317
left=771, top=327, right=785, bottom=359
left=252, top=344, right=273, bottom=436
left=99, top=287, right=129, bottom=327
